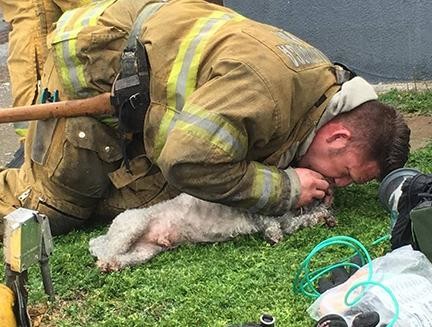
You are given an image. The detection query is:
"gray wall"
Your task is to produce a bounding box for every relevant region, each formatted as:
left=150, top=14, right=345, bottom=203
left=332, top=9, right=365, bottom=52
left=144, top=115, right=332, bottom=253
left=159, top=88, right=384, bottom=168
left=224, top=0, right=432, bottom=83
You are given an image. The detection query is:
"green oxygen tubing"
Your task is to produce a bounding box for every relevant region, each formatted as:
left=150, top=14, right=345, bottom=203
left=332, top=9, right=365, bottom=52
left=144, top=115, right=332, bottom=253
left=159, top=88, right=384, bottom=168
left=293, top=235, right=399, bottom=326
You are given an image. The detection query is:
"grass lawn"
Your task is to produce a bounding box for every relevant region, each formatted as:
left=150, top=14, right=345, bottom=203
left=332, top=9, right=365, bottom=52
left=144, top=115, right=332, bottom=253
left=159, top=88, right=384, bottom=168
left=1, top=90, right=431, bottom=326
left=379, top=89, right=432, bottom=115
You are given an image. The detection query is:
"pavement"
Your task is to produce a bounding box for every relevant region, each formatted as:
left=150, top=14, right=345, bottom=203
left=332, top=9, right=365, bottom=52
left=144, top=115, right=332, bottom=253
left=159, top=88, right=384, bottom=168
left=0, top=9, right=8, bottom=45
left=0, top=45, right=17, bottom=167
left=0, top=10, right=18, bottom=167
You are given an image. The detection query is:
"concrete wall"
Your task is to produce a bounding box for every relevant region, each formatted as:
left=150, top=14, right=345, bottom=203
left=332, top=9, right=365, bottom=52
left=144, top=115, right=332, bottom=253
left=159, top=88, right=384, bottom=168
left=224, top=0, right=432, bottom=83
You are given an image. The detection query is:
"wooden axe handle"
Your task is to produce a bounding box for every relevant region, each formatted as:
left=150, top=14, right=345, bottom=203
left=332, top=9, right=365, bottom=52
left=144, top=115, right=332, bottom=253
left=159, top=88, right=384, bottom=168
left=0, top=92, right=113, bottom=124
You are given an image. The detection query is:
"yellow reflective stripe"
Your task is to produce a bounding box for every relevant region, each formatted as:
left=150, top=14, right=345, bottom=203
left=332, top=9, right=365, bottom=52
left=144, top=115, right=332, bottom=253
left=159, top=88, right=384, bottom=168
left=79, top=0, right=99, bottom=5
left=173, top=104, right=247, bottom=159
left=166, top=13, right=225, bottom=110
left=249, top=163, right=283, bottom=213
left=55, top=37, right=85, bottom=96
left=53, top=8, right=73, bottom=90
left=14, top=128, right=28, bottom=137
left=155, top=11, right=244, bottom=157
left=53, top=0, right=115, bottom=96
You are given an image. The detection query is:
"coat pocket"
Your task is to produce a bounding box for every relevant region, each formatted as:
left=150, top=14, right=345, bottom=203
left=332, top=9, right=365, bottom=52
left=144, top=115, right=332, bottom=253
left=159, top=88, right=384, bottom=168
left=108, top=154, right=172, bottom=208
left=44, top=116, right=123, bottom=198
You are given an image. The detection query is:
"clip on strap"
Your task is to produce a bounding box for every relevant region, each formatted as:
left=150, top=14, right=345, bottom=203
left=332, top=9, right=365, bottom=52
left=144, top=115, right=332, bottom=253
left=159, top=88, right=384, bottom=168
left=333, top=62, right=357, bottom=84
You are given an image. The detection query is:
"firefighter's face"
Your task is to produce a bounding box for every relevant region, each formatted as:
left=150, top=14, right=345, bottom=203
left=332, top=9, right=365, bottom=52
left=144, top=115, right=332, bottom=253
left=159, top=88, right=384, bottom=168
left=298, top=122, right=381, bottom=187
left=309, top=147, right=380, bottom=187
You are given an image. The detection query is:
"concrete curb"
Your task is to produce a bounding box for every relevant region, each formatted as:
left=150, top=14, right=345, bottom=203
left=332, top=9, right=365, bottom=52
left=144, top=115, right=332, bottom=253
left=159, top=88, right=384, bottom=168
left=373, top=81, right=432, bottom=94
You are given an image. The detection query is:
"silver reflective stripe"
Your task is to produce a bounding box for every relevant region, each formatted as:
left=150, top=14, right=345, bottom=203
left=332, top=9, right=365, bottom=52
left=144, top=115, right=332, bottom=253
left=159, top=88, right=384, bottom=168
left=55, top=9, right=75, bottom=33
left=249, top=168, right=274, bottom=212
left=62, top=4, right=111, bottom=95
left=155, top=11, right=243, bottom=158
left=60, top=31, right=81, bottom=94
left=178, top=111, right=243, bottom=154
left=174, top=14, right=232, bottom=112
left=126, top=2, right=165, bottom=49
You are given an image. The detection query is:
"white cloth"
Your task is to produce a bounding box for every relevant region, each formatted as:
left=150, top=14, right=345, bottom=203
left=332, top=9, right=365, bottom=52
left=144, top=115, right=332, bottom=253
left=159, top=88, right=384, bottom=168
left=296, top=76, right=378, bottom=158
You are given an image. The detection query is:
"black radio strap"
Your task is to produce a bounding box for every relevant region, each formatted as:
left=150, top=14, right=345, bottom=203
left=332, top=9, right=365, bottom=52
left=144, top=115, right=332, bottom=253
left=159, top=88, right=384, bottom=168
left=111, top=2, right=165, bottom=169
left=111, top=2, right=165, bottom=135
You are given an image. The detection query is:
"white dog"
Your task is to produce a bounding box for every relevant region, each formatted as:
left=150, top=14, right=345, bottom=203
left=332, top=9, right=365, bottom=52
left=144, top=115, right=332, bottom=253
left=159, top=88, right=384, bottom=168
left=89, top=193, right=335, bottom=272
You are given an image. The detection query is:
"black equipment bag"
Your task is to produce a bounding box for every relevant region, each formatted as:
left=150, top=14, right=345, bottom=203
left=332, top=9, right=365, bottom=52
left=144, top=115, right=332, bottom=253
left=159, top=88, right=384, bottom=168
left=391, top=173, right=432, bottom=261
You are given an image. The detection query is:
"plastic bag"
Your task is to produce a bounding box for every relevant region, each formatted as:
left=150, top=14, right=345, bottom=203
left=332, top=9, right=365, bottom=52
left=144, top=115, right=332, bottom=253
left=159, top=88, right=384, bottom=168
left=308, top=245, right=432, bottom=326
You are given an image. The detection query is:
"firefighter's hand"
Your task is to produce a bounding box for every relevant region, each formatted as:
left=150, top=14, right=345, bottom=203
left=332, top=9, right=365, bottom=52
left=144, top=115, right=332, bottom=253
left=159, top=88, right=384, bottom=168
left=295, top=168, right=331, bottom=207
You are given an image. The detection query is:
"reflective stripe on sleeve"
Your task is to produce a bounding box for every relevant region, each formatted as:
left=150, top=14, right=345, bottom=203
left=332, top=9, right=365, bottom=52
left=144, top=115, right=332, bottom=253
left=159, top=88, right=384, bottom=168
left=248, top=163, right=284, bottom=213
left=154, top=11, right=244, bottom=158
left=173, top=104, right=247, bottom=160
left=53, top=0, right=116, bottom=97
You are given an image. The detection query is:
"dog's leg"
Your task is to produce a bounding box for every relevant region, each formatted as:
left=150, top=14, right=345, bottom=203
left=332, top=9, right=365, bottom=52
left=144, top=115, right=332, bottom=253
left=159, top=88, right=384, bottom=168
left=97, top=241, right=164, bottom=272
left=280, top=204, right=336, bottom=235
left=89, top=208, right=154, bottom=260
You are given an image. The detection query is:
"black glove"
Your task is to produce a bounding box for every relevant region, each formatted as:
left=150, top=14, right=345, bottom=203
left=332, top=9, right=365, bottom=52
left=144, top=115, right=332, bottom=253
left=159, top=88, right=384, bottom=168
left=317, top=255, right=363, bottom=293
left=315, top=314, right=348, bottom=327
left=352, top=312, right=380, bottom=327
left=315, top=312, right=380, bottom=327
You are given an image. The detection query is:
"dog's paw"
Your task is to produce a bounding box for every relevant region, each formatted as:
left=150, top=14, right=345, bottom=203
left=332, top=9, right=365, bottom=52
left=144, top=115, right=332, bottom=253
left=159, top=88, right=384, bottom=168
left=96, top=259, right=121, bottom=273
left=263, top=223, right=284, bottom=245
left=322, top=213, right=337, bottom=228
left=320, top=210, right=337, bottom=228
left=311, top=205, right=337, bottom=228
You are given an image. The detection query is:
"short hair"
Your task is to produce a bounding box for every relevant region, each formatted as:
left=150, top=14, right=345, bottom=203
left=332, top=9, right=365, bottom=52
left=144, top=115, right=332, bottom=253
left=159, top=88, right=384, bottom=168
left=332, top=100, right=411, bottom=180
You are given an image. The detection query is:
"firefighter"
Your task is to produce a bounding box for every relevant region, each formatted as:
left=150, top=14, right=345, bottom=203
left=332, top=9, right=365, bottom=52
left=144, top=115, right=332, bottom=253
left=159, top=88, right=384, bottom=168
left=0, top=0, right=95, bottom=168
left=0, top=0, right=410, bottom=236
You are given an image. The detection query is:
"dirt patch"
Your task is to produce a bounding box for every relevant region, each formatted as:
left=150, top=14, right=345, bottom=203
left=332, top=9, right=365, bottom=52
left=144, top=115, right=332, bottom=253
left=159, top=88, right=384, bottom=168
left=28, top=292, right=90, bottom=327
left=404, top=114, right=432, bottom=150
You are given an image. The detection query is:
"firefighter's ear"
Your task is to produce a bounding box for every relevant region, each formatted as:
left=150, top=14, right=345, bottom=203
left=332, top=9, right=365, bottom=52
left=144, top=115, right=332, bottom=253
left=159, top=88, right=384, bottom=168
left=325, top=125, right=351, bottom=150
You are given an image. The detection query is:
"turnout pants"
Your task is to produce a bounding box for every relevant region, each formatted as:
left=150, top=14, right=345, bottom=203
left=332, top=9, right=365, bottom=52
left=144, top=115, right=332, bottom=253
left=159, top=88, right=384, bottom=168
left=0, top=116, right=178, bottom=236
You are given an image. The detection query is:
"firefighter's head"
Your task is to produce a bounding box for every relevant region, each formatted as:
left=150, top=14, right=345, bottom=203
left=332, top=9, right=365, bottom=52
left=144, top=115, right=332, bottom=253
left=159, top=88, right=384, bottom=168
left=297, top=100, right=410, bottom=187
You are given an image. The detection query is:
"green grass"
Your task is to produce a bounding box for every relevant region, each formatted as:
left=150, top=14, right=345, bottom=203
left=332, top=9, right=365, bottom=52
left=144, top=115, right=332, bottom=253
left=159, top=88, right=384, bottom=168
left=1, top=90, right=431, bottom=326
left=379, top=89, right=432, bottom=115
left=0, top=144, right=430, bottom=326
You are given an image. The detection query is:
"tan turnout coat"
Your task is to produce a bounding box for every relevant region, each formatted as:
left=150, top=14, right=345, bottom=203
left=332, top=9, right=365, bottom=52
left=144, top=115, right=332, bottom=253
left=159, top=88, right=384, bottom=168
left=0, top=0, right=341, bottom=234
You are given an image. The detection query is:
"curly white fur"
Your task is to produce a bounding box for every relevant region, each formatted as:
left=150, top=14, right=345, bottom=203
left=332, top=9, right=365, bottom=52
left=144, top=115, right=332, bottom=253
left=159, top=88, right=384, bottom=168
left=89, top=193, right=335, bottom=272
